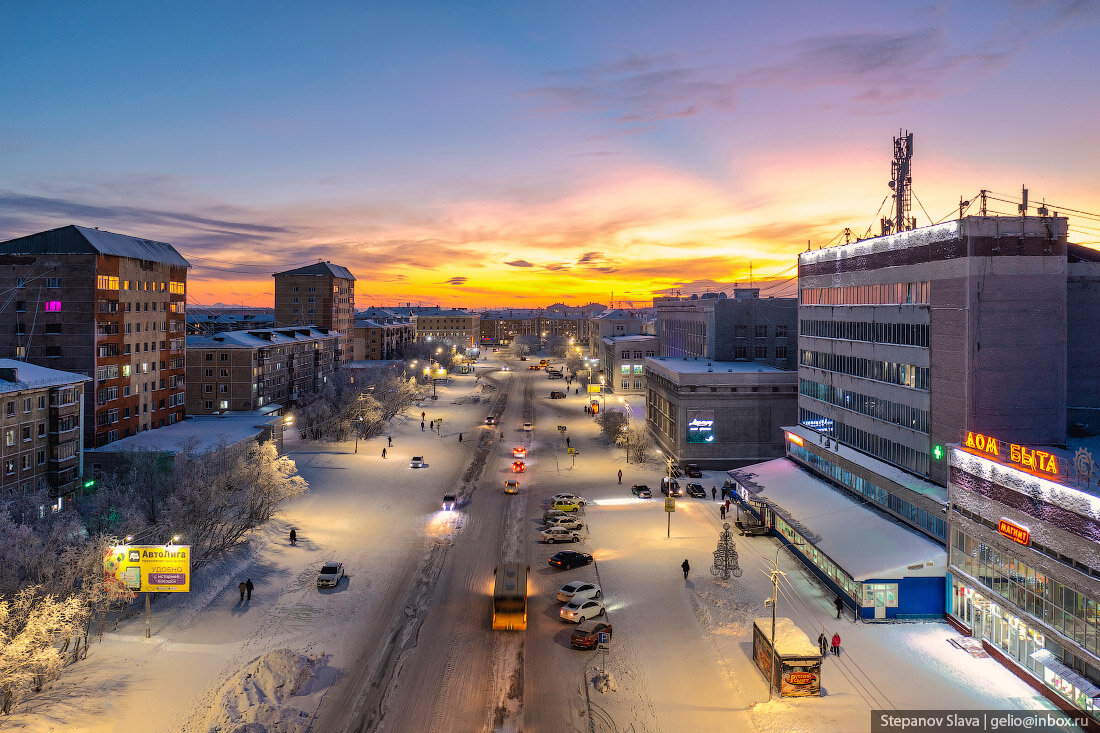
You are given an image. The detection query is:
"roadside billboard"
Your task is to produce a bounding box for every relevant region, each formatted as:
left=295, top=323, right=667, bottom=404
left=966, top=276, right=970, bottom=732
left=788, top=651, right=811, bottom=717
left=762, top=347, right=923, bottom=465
left=104, top=544, right=191, bottom=593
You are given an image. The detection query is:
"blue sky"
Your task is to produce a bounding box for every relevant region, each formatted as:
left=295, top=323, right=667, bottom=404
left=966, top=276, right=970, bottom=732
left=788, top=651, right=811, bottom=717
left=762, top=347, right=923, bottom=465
left=2, top=1, right=1098, bottom=306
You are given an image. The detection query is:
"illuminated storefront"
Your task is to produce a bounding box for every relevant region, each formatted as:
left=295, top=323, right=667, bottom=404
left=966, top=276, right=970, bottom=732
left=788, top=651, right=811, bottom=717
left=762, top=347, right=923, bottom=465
left=948, top=434, right=1100, bottom=724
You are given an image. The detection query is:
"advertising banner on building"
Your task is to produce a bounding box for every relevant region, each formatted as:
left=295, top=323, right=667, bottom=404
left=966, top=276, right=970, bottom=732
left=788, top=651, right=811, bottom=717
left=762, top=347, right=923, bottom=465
left=104, top=544, right=191, bottom=593
left=687, top=410, right=715, bottom=444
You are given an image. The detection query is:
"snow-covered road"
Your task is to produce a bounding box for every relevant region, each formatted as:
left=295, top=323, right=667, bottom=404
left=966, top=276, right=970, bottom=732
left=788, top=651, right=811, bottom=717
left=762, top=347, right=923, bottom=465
left=4, top=351, right=1065, bottom=733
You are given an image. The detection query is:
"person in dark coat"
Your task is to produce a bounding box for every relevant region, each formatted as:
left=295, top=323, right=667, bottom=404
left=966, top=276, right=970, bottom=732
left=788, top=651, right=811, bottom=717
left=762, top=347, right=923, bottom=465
left=681, top=559, right=690, bottom=579
left=421, top=421, right=425, bottom=431
left=458, top=433, right=463, bottom=442
left=831, top=632, right=841, bottom=656
left=818, top=631, right=828, bottom=656
left=711, top=486, right=717, bottom=500
left=245, top=579, right=254, bottom=601
left=382, top=448, right=387, bottom=459
left=835, top=596, right=843, bottom=619
left=388, top=436, right=392, bottom=447
left=617, top=469, right=622, bottom=485
left=238, top=581, right=246, bottom=602
left=289, top=529, right=297, bottom=544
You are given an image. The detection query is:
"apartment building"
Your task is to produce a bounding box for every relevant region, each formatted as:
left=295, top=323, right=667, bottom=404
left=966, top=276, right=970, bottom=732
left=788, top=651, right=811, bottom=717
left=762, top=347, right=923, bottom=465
left=386, top=305, right=480, bottom=348
left=186, top=327, right=338, bottom=414
left=351, top=317, right=416, bottom=361
left=274, top=262, right=355, bottom=363
left=0, top=225, right=188, bottom=448
left=0, top=360, right=88, bottom=500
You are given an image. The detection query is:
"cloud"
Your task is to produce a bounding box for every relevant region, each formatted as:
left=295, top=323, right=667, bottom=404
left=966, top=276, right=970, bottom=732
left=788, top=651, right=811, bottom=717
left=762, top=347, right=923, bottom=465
left=439, top=276, right=468, bottom=286
left=504, top=259, right=534, bottom=267
left=576, top=251, right=603, bottom=264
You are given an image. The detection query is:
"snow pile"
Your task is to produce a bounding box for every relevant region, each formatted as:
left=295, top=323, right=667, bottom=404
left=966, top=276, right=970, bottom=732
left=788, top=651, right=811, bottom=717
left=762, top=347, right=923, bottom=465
left=205, top=649, right=322, bottom=732
left=753, top=617, right=819, bottom=656
left=690, top=580, right=760, bottom=636
left=590, top=668, right=617, bottom=693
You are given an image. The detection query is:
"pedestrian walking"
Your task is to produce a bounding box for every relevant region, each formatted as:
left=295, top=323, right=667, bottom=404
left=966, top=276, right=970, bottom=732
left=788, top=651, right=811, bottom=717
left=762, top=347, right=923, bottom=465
left=575, top=388, right=578, bottom=395
left=818, top=631, right=828, bottom=657
left=238, top=581, right=246, bottom=602
left=421, top=421, right=425, bottom=431
left=724, top=498, right=730, bottom=513
left=831, top=632, right=841, bottom=656
left=711, top=486, right=717, bottom=500
left=566, top=437, right=570, bottom=447
left=421, top=411, right=425, bottom=421
left=388, top=436, right=392, bottom=447
left=617, top=469, right=623, bottom=485
left=245, top=579, right=254, bottom=601
left=458, top=433, right=463, bottom=442
left=290, top=529, right=296, bottom=544
left=430, top=420, right=434, bottom=429
left=382, top=448, right=387, bottom=459
left=681, top=559, right=690, bottom=580
left=720, top=505, right=726, bottom=520
left=834, top=596, right=843, bottom=619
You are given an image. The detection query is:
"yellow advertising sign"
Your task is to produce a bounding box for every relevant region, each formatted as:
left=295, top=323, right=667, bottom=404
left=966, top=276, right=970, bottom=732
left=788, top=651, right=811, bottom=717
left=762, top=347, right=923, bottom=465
left=587, top=384, right=601, bottom=394
left=104, top=545, right=191, bottom=593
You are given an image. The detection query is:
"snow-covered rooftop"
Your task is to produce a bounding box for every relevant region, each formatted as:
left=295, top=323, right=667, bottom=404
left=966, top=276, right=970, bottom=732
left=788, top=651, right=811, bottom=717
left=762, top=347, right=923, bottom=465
left=87, top=413, right=283, bottom=455
left=0, top=359, right=89, bottom=393
left=0, top=225, right=190, bottom=267
left=752, top=617, right=820, bottom=657
left=646, top=357, right=787, bottom=375
left=188, top=326, right=337, bottom=349
left=274, top=261, right=355, bottom=280
left=729, top=458, right=946, bottom=581
left=600, top=334, right=658, bottom=344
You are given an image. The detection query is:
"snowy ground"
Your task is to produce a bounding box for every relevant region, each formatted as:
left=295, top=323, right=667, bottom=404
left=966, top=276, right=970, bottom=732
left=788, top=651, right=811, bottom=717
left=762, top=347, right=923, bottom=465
left=1, top=351, right=1064, bottom=733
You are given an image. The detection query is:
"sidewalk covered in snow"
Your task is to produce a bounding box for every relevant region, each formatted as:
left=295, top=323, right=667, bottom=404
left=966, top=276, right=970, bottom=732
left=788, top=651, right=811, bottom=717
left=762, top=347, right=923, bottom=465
left=729, top=458, right=946, bottom=620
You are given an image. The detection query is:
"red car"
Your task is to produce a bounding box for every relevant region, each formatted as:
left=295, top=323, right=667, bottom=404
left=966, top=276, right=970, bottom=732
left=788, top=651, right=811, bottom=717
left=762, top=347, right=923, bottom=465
left=513, top=447, right=527, bottom=459
left=571, top=620, right=613, bottom=650
left=512, top=461, right=526, bottom=473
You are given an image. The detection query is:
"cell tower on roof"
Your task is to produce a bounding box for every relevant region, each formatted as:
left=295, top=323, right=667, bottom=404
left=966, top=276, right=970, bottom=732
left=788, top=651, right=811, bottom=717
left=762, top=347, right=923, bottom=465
left=882, top=130, right=916, bottom=236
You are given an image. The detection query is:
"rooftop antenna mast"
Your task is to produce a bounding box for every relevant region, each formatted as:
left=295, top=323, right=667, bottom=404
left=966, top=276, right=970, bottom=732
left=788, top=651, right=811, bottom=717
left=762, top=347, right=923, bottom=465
left=882, top=130, right=914, bottom=236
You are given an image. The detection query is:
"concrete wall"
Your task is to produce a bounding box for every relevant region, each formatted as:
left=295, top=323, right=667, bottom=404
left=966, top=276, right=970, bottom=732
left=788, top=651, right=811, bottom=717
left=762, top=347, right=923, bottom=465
left=1068, top=261, right=1100, bottom=422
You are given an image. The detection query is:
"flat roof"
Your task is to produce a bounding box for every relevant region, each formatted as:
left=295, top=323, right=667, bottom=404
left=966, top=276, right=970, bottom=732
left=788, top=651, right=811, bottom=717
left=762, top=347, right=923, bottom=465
left=87, top=413, right=282, bottom=455
left=600, top=334, right=657, bottom=343
left=728, top=458, right=946, bottom=581
left=0, top=359, right=90, bottom=393
left=646, top=357, right=787, bottom=375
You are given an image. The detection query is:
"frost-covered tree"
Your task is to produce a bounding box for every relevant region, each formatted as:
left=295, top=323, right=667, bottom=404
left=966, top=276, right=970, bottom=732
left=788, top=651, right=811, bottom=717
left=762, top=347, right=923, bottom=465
left=616, top=422, right=653, bottom=464
left=0, top=587, right=87, bottom=714
left=544, top=334, right=568, bottom=358
left=512, top=334, right=539, bottom=356
left=595, top=409, right=629, bottom=443
left=564, top=352, right=584, bottom=376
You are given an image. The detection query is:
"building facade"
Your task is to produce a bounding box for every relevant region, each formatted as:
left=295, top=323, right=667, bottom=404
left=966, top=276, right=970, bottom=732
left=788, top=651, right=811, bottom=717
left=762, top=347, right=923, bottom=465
left=0, top=360, right=88, bottom=501
left=656, top=290, right=798, bottom=368
left=645, top=357, right=797, bottom=469
left=587, top=309, right=648, bottom=355
left=274, top=262, right=355, bottom=363
left=186, top=327, right=338, bottom=414
left=947, top=433, right=1100, bottom=725
left=0, top=225, right=189, bottom=449
left=384, top=306, right=480, bottom=348
left=351, top=318, right=416, bottom=361
left=600, top=334, right=658, bottom=394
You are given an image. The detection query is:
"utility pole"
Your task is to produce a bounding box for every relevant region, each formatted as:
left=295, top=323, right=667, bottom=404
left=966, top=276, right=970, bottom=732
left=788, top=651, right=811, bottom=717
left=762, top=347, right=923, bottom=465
left=768, top=567, right=779, bottom=697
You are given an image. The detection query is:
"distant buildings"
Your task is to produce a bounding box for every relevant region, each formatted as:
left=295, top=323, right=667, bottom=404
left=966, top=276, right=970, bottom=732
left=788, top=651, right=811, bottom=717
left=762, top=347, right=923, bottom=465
left=384, top=305, right=480, bottom=349
left=0, top=360, right=88, bottom=501
left=186, top=326, right=338, bottom=414
left=0, top=225, right=189, bottom=449
left=587, top=308, right=650, bottom=355
left=274, top=262, right=355, bottom=363
left=478, top=306, right=602, bottom=347
left=187, top=310, right=275, bottom=335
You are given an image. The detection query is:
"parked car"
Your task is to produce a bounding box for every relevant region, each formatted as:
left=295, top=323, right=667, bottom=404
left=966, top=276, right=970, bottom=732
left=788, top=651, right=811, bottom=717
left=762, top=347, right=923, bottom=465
left=513, top=446, right=527, bottom=458
left=511, top=460, right=526, bottom=473
left=551, top=493, right=587, bottom=505
left=316, top=561, right=344, bottom=588
left=545, top=515, right=584, bottom=530
left=518, top=356, right=527, bottom=361
left=570, top=620, right=613, bottom=649
left=543, top=509, right=571, bottom=523
left=557, top=580, right=602, bottom=603
left=409, top=456, right=425, bottom=468
left=485, top=416, right=497, bottom=425
left=548, top=550, right=593, bottom=569
left=441, top=494, right=457, bottom=511
left=551, top=498, right=583, bottom=512
left=540, top=526, right=581, bottom=544
left=631, top=484, right=652, bottom=498
left=522, top=422, right=533, bottom=431
left=686, top=482, right=707, bottom=498
left=504, top=480, right=519, bottom=495
left=550, top=391, right=566, bottom=399
left=685, top=463, right=703, bottom=478
left=560, top=597, right=606, bottom=623
left=660, top=478, right=683, bottom=497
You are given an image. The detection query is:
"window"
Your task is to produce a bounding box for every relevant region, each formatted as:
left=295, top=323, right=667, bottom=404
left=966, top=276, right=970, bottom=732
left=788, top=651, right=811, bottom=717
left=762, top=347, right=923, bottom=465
left=734, top=345, right=747, bottom=359
left=15, top=301, right=25, bottom=312
left=5, top=429, right=14, bottom=446
left=15, top=277, right=25, bottom=288
left=37, top=423, right=45, bottom=437
left=754, top=346, right=767, bottom=358
left=776, top=346, right=788, bottom=359
left=776, top=325, right=788, bottom=338
left=5, top=402, right=13, bottom=417
left=37, top=450, right=45, bottom=466
left=21, top=426, right=30, bottom=441
left=220, top=368, right=229, bottom=377
left=205, top=369, right=213, bottom=377
left=44, top=301, right=61, bottom=312
left=46, top=277, right=60, bottom=288
left=4, top=460, right=13, bottom=475
left=219, top=400, right=229, bottom=410
left=220, top=353, right=229, bottom=361
left=754, top=325, right=768, bottom=338
left=23, top=398, right=31, bottom=413
left=205, top=384, right=213, bottom=393
left=205, top=400, right=213, bottom=409
left=734, top=325, right=746, bottom=337
left=205, top=353, right=213, bottom=361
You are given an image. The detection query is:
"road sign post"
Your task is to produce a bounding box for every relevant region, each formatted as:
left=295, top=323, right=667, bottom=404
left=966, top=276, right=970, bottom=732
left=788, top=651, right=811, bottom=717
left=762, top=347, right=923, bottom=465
left=598, top=631, right=611, bottom=650
left=664, top=497, right=675, bottom=537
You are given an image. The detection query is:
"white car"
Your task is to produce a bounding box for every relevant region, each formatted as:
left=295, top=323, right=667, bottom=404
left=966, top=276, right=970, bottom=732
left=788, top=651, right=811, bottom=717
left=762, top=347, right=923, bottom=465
left=545, top=515, right=584, bottom=531
left=316, top=561, right=344, bottom=588
left=543, top=509, right=571, bottom=523
left=559, top=597, right=606, bottom=623
left=557, top=580, right=602, bottom=603
left=410, top=456, right=425, bottom=468
left=551, top=493, right=587, bottom=506
left=540, top=526, right=581, bottom=544
left=522, top=422, right=533, bottom=431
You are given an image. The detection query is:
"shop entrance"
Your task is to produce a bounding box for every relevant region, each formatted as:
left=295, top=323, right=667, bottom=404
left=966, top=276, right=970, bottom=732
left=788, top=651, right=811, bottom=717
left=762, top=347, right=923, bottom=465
left=874, top=590, right=887, bottom=619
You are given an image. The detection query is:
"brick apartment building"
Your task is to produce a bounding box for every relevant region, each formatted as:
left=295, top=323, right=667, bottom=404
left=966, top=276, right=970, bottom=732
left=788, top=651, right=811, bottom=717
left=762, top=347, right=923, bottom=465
left=0, top=225, right=189, bottom=448
left=274, top=262, right=355, bottom=363
left=351, top=318, right=416, bottom=361
left=186, top=326, right=339, bottom=414
left=0, top=360, right=88, bottom=500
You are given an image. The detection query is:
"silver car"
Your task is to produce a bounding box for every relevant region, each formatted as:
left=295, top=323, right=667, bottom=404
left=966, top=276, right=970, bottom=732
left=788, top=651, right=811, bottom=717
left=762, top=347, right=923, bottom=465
left=545, top=515, right=584, bottom=531
left=540, top=526, right=581, bottom=544
left=557, top=580, right=602, bottom=603
left=316, top=562, right=344, bottom=588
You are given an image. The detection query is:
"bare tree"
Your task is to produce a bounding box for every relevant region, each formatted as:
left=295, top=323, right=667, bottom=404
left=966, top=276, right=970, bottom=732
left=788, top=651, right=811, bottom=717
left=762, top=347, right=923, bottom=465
left=544, top=334, right=567, bottom=358
left=595, top=409, right=629, bottom=443
left=616, top=422, right=653, bottom=464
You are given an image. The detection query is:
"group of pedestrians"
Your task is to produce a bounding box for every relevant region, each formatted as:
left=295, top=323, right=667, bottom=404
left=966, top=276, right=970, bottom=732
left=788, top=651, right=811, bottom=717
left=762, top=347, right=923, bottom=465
left=817, top=630, right=842, bottom=657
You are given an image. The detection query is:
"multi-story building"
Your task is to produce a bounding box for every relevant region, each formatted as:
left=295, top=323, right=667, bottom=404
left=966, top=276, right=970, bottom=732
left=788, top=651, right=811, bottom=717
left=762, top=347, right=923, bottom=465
left=600, top=334, right=659, bottom=394
left=0, top=225, right=189, bottom=448
left=947, top=432, right=1100, bottom=725
left=657, top=289, right=797, bottom=368
left=185, top=327, right=338, bottom=414
left=386, top=305, right=480, bottom=349
left=351, top=317, right=416, bottom=361
left=274, top=262, right=355, bottom=363
left=587, top=309, right=648, bottom=355
left=187, top=310, right=275, bottom=335
left=0, top=360, right=88, bottom=501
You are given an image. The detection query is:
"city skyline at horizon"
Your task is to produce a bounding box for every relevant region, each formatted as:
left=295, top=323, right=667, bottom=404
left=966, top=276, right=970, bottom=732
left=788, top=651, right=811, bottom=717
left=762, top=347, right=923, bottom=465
left=3, top=1, right=1099, bottom=308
